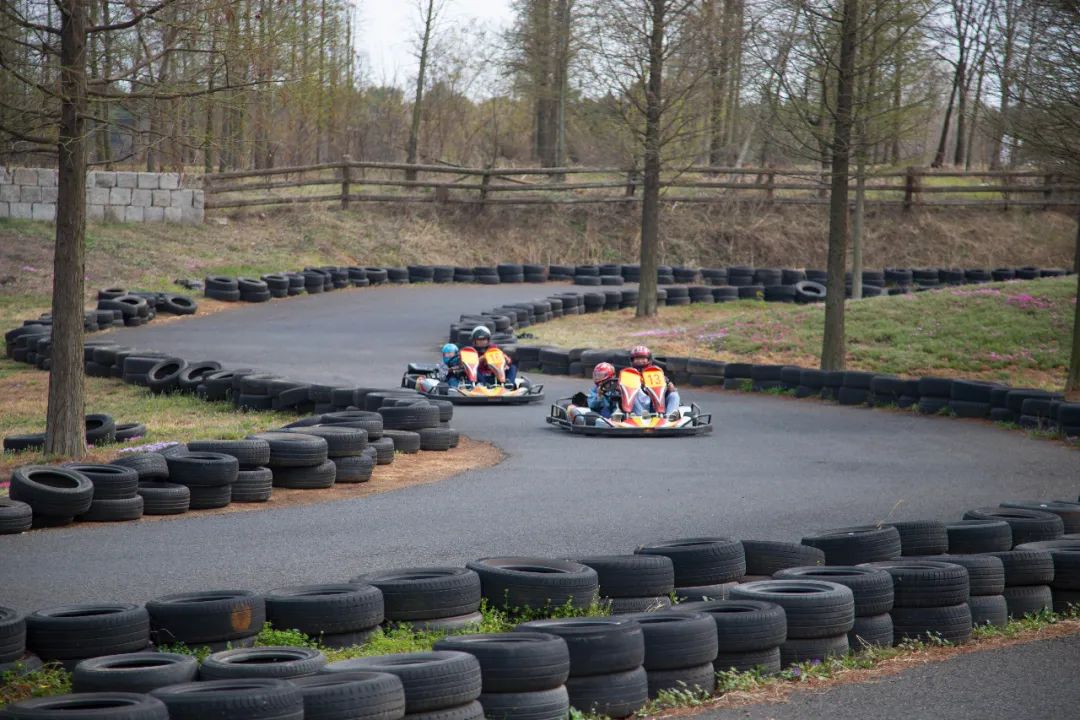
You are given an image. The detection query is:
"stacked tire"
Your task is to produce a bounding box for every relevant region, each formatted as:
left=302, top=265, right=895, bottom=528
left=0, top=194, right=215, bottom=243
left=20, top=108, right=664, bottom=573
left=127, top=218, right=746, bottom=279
left=516, top=617, right=648, bottom=718
left=435, top=632, right=571, bottom=720
left=635, top=537, right=745, bottom=602
left=8, top=466, right=93, bottom=528
left=859, top=560, right=972, bottom=645
left=200, top=646, right=327, bottom=680
left=672, top=599, right=786, bottom=675
left=629, top=612, right=717, bottom=698
left=266, top=584, right=384, bottom=648
left=64, top=464, right=144, bottom=522
left=147, top=590, right=265, bottom=650
left=165, top=450, right=239, bottom=509
left=26, top=603, right=150, bottom=670
left=730, top=580, right=854, bottom=665
left=1015, top=539, right=1080, bottom=613
left=249, top=431, right=335, bottom=490
left=739, top=540, right=826, bottom=582
left=354, top=567, right=483, bottom=632
left=774, top=566, right=894, bottom=649
left=281, top=425, right=372, bottom=483
left=986, top=548, right=1055, bottom=619
left=187, top=438, right=273, bottom=503
left=910, top=554, right=1007, bottom=628
left=577, top=555, right=675, bottom=614
left=467, top=558, right=599, bottom=613
left=801, top=525, right=902, bottom=565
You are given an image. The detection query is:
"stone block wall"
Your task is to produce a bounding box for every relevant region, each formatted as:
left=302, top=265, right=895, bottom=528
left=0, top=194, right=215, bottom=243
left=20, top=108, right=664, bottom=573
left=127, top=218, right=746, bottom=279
left=0, top=167, right=204, bottom=224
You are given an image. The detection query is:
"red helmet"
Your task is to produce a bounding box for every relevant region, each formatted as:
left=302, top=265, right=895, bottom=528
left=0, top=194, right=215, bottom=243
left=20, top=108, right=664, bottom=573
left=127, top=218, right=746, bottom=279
left=630, top=345, right=652, bottom=361
left=593, top=362, right=616, bottom=385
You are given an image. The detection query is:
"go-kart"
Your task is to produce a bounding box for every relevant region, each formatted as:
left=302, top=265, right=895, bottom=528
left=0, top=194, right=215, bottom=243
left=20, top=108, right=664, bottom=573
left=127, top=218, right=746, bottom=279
left=403, top=346, right=545, bottom=405
left=546, top=367, right=712, bottom=436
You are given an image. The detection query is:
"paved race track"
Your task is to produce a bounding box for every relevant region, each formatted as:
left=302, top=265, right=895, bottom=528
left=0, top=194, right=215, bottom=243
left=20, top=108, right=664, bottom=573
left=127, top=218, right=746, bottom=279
left=2, top=283, right=1077, bottom=717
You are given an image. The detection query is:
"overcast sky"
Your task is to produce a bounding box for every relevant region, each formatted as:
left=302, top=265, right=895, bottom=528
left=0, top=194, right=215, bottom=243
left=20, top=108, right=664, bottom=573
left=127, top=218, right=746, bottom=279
left=358, top=0, right=514, bottom=85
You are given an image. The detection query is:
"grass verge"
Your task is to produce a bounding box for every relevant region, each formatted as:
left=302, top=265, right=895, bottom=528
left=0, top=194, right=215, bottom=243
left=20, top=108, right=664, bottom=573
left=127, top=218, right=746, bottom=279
left=529, top=277, right=1078, bottom=392
left=3, top=605, right=1077, bottom=715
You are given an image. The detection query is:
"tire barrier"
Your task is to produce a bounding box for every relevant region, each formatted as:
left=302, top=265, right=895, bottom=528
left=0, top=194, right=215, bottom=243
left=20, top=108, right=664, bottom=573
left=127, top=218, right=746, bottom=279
left=4, top=496, right=1079, bottom=715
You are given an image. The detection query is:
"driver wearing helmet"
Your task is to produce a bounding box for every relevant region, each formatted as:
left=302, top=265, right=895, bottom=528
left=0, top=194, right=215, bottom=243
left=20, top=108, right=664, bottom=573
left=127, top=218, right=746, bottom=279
left=470, top=325, right=518, bottom=385
left=628, top=345, right=682, bottom=417
left=586, top=362, right=621, bottom=418
left=437, top=343, right=465, bottom=387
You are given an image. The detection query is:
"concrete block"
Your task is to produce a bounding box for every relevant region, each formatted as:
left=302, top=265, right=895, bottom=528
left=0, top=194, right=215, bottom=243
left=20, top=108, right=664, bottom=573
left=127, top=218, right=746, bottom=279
left=172, top=189, right=194, bottom=207
left=115, top=172, right=137, bottom=188
left=88, top=204, right=105, bottom=221
left=137, top=172, right=158, bottom=189
left=0, top=202, right=8, bottom=218
left=13, top=168, right=37, bottom=185
left=32, top=203, right=55, bottom=221
left=152, top=189, right=171, bottom=207
left=20, top=186, right=41, bottom=203
left=40, top=186, right=57, bottom=204
left=192, top=191, right=205, bottom=210
left=164, top=206, right=183, bottom=223
left=159, top=173, right=180, bottom=190
left=143, top=206, right=164, bottom=223
left=105, top=205, right=125, bottom=223
left=125, top=206, right=144, bottom=223
left=131, top=189, right=152, bottom=208
left=36, top=169, right=57, bottom=186
left=0, top=167, right=9, bottom=184
left=0, top=184, right=19, bottom=202
left=9, top=202, right=32, bottom=219
left=180, top=206, right=202, bottom=224
left=109, top=187, right=131, bottom=204
left=87, top=187, right=109, bottom=206
left=94, top=172, right=116, bottom=188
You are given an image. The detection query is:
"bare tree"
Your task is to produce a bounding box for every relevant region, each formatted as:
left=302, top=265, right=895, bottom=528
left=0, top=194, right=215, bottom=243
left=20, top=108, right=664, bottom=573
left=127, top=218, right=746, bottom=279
left=406, top=0, right=441, bottom=181
left=931, top=0, right=993, bottom=168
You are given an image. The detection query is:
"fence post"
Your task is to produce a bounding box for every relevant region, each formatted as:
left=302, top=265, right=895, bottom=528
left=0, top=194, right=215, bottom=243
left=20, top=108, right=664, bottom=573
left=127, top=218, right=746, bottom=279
left=341, top=155, right=351, bottom=210
left=766, top=167, right=775, bottom=204
left=1002, top=172, right=1012, bottom=211
left=479, top=168, right=491, bottom=207
left=1043, top=173, right=1055, bottom=210
left=903, top=166, right=918, bottom=211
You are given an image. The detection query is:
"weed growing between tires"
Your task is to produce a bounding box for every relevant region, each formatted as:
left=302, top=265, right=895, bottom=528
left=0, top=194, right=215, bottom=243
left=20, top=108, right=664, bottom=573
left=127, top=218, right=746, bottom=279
left=528, top=277, right=1077, bottom=391
left=3, top=607, right=1079, bottom=714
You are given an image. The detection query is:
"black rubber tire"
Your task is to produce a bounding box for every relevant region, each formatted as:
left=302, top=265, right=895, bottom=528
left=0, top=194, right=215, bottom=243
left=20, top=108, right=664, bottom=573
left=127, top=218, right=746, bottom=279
left=62, top=464, right=138, bottom=500
left=79, top=496, right=145, bottom=522
left=801, top=526, right=902, bottom=565
left=645, top=662, right=716, bottom=699
left=1015, top=540, right=1080, bottom=589
left=477, top=687, right=569, bottom=720
left=188, top=484, right=233, bottom=510
left=627, top=611, right=718, bottom=671
left=187, top=439, right=272, bottom=468
left=0, top=606, right=26, bottom=663
left=634, top=538, right=746, bottom=585
left=886, top=521, right=949, bottom=556
left=146, top=359, right=188, bottom=394
left=772, top=566, right=894, bottom=616
left=434, top=632, right=570, bottom=693
left=199, top=646, right=327, bottom=680
left=9, top=466, right=94, bottom=519
left=165, top=452, right=239, bottom=487
left=859, top=560, right=970, bottom=608
left=673, top=583, right=736, bottom=602
left=969, top=594, right=1008, bottom=628
left=113, top=423, right=148, bottom=442
left=575, top=555, right=675, bottom=598
left=290, top=671, right=407, bottom=720
left=382, top=430, right=421, bottom=454
left=564, top=667, right=648, bottom=719
left=379, top=404, right=441, bottom=431
left=323, top=651, right=482, bottom=714
left=741, top=541, right=826, bottom=576
left=849, top=613, right=893, bottom=649
left=1004, top=501, right=1080, bottom=534
left=146, top=590, right=266, bottom=646
left=353, top=568, right=481, bottom=622
left=404, top=700, right=484, bottom=720
left=985, top=550, right=1055, bottom=586
left=401, top=612, right=484, bottom=634
left=606, top=596, right=673, bottom=614
left=151, top=678, right=303, bottom=719
left=515, top=617, right=643, bottom=677
left=271, top=460, right=337, bottom=489
left=280, top=426, right=366, bottom=457
left=138, top=482, right=191, bottom=515
left=671, top=599, right=787, bottom=651
left=371, top=437, right=396, bottom=465
left=945, top=519, right=1013, bottom=553
left=332, top=455, right=375, bottom=483
left=0, top=653, right=43, bottom=678
left=26, top=604, right=149, bottom=667
left=730, top=580, right=855, bottom=638
left=417, top=427, right=455, bottom=451
left=780, top=634, right=849, bottom=665
left=248, top=432, right=329, bottom=467
left=963, top=507, right=1064, bottom=546
left=72, top=652, right=199, bottom=693
left=712, top=646, right=781, bottom=675
left=231, top=468, right=274, bottom=503
left=466, top=558, right=599, bottom=612
left=266, top=584, right=383, bottom=637
left=0, top=692, right=170, bottom=719
left=890, top=603, right=972, bottom=645
left=908, top=554, right=1005, bottom=596
left=0, top=499, right=33, bottom=535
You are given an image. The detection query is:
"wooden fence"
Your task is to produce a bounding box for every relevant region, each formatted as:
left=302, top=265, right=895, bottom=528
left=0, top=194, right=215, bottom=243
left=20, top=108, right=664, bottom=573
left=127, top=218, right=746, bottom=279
left=203, top=159, right=1080, bottom=212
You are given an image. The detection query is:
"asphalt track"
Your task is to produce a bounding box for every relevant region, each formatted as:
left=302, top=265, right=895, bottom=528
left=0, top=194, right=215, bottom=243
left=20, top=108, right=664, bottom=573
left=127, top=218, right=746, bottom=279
left=2, top=283, right=1078, bottom=717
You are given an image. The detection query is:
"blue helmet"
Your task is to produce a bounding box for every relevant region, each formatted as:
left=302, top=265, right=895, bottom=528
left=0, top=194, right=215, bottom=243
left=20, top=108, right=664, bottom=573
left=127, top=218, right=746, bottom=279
left=441, top=343, right=459, bottom=364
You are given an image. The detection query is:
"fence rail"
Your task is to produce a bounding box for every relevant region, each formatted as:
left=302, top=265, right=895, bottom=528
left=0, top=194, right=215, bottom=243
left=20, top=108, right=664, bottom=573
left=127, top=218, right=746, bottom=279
left=202, top=159, right=1080, bottom=212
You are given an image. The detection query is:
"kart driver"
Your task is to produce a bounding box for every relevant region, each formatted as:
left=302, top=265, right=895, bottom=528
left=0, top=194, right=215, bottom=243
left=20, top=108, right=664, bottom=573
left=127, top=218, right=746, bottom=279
left=628, top=345, right=681, bottom=417
left=437, top=343, right=465, bottom=387
left=586, top=362, right=621, bottom=418
left=470, top=326, right=518, bottom=385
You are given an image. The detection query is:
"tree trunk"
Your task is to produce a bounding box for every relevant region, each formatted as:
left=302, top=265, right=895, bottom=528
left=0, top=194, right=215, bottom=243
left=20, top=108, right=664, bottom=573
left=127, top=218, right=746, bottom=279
left=406, top=0, right=435, bottom=182
left=552, top=0, right=571, bottom=170
left=851, top=158, right=866, bottom=300
left=1068, top=209, right=1080, bottom=395
left=47, top=0, right=88, bottom=458
left=637, top=0, right=666, bottom=319
left=932, top=67, right=959, bottom=168
left=953, top=59, right=967, bottom=167
left=821, top=0, right=858, bottom=371
left=706, top=0, right=725, bottom=166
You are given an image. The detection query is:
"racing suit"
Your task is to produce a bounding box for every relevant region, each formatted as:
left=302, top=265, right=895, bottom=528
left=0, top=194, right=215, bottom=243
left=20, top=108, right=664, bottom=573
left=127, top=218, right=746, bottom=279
left=436, top=358, right=466, bottom=388
left=587, top=383, right=622, bottom=418
left=476, top=345, right=518, bottom=385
